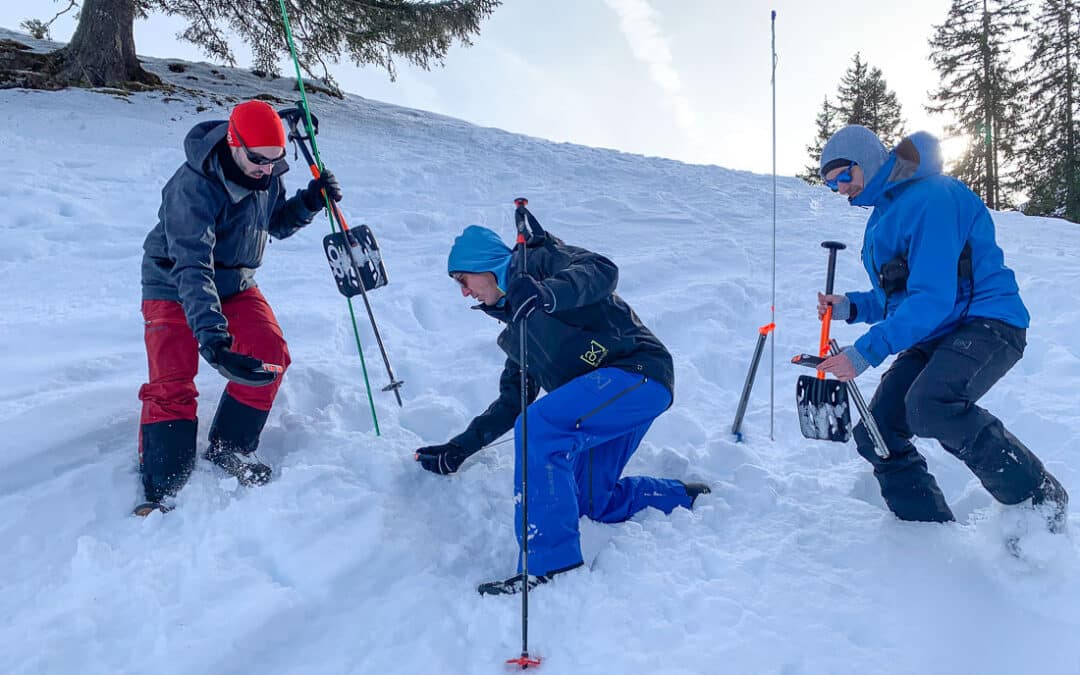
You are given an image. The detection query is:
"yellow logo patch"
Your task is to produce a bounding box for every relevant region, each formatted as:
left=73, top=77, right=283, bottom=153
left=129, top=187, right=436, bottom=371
left=580, top=340, right=608, bottom=367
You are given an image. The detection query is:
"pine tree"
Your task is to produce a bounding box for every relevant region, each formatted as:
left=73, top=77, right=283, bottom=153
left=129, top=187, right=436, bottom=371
left=14, top=0, right=501, bottom=90
left=927, top=0, right=1028, bottom=209
left=835, top=53, right=906, bottom=148
left=1021, top=0, right=1080, bottom=222
left=800, top=96, right=839, bottom=185
left=799, top=54, right=905, bottom=184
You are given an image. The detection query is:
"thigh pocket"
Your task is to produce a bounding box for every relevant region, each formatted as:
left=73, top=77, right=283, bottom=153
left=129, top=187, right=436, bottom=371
left=938, top=321, right=1022, bottom=402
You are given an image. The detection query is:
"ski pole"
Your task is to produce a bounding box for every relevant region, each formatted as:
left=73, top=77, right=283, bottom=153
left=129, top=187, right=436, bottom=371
left=285, top=103, right=404, bottom=407
left=507, top=197, right=541, bottom=671
left=828, top=339, right=889, bottom=459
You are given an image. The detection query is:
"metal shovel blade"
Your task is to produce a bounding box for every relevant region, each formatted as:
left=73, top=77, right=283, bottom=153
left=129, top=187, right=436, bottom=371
left=323, top=224, right=389, bottom=297
left=796, top=375, right=852, bottom=442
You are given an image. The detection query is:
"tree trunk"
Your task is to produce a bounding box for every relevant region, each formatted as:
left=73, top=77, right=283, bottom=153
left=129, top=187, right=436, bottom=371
left=56, top=0, right=159, bottom=86
left=981, top=0, right=997, bottom=209
left=1065, top=1, right=1079, bottom=221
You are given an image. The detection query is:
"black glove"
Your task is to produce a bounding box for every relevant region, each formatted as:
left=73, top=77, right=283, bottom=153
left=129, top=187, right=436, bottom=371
left=199, top=337, right=278, bottom=388
left=301, top=169, right=343, bottom=211
left=415, top=442, right=474, bottom=475
left=506, top=275, right=555, bottom=322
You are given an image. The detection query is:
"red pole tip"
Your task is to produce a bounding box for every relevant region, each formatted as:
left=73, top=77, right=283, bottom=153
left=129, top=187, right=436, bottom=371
left=514, top=198, right=528, bottom=206
left=506, top=655, right=541, bottom=669
left=758, top=322, right=776, bottom=335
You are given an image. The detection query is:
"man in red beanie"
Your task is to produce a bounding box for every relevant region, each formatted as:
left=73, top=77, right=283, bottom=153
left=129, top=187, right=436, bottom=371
left=135, top=99, right=343, bottom=516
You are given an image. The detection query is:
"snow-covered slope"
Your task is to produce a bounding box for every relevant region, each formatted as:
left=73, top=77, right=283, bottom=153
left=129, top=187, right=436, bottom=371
left=2, top=29, right=1079, bottom=675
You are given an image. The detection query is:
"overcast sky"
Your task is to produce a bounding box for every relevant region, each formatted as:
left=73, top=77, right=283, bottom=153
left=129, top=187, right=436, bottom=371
left=3, top=0, right=962, bottom=176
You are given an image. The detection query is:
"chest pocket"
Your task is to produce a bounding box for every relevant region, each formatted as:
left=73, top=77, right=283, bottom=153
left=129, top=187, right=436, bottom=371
left=877, top=241, right=973, bottom=296
left=213, top=192, right=269, bottom=267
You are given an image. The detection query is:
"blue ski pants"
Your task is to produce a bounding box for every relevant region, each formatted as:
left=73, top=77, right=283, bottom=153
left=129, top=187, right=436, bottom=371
left=513, top=367, right=692, bottom=576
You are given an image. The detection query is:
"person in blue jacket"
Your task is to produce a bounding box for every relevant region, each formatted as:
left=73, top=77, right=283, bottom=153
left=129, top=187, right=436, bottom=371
left=816, top=124, right=1067, bottom=532
left=415, top=223, right=709, bottom=595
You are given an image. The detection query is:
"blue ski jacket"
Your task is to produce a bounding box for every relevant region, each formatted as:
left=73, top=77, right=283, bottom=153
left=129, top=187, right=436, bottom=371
left=845, top=131, right=1029, bottom=367
left=141, top=120, right=317, bottom=347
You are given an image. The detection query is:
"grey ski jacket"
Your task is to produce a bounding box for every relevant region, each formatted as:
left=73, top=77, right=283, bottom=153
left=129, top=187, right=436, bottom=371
left=141, top=120, right=316, bottom=347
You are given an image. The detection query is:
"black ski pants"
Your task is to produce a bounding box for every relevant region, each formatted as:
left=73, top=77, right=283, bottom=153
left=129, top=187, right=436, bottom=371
left=854, top=318, right=1049, bottom=522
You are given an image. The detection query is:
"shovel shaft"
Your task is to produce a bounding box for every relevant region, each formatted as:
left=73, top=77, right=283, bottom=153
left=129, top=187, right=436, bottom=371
left=828, top=340, right=889, bottom=459
left=817, top=306, right=833, bottom=378
left=816, top=241, right=846, bottom=378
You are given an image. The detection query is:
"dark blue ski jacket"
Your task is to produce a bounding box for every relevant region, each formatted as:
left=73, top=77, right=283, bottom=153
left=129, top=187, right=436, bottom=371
left=845, top=131, right=1030, bottom=367
left=446, top=227, right=674, bottom=453
left=141, top=120, right=317, bottom=347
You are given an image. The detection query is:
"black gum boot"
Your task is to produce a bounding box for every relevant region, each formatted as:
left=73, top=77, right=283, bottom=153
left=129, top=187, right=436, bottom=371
left=204, top=393, right=272, bottom=486
left=138, top=418, right=197, bottom=512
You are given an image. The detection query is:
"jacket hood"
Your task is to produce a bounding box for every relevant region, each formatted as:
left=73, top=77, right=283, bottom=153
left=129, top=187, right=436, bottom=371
left=852, top=131, right=944, bottom=207
left=184, top=121, right=229, bottom=177
left=447, top=225, right=513, bottom=292
left=820, top=124, right=889, bottom=183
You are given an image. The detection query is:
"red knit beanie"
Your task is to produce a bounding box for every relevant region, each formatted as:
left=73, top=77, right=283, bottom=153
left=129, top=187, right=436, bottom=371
left=227, top=100, right=286, bottom=148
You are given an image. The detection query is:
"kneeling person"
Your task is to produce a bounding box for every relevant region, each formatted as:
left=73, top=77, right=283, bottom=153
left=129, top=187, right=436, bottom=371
left=415, top=223, right=709, bottom=595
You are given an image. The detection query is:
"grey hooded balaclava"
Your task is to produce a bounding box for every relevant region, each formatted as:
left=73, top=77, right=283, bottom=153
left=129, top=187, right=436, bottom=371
left=819, top=124, right=889, bottom=184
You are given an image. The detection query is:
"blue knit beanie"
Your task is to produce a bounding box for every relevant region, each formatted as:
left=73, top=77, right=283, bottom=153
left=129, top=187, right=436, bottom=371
left=819, top=125, right=889, bottom=183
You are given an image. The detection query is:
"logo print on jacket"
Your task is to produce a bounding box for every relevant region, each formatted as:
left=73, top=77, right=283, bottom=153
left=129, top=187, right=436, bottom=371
left=580, top=340, right=608, bottom=367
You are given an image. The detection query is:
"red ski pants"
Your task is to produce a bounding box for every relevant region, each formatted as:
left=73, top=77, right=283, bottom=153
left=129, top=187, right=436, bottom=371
left=138, top=287, right=291, bottom=425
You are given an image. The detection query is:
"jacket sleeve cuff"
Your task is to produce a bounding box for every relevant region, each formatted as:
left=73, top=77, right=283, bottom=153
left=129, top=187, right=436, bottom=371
left=834, top=295, right=853, bottom=321
left=845, top=291, right=877, bottom=325
left=854, top=333, right=889, bottom=367
left=843, top=345, right=872, bottom=377
left=448, top=431, right=480, bottom=454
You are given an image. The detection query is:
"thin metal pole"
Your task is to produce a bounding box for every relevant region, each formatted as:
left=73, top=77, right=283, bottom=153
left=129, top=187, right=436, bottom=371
left=770, top=10, right=778, bottom=441
left=828, top=340, right=889, bottom=459
left=513, top=199, right=535, bottom=667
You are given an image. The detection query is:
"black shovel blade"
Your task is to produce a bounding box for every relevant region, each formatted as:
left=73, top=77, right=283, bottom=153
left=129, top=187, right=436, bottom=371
left=323, top=225, right=389, bottom=297
left=796, top=374, right=852, bottom=442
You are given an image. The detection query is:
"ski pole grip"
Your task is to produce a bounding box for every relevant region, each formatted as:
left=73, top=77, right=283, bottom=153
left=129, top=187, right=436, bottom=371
left=821, top=241, right=846, bottom=295
left=513, top=197, right=529, bottom=245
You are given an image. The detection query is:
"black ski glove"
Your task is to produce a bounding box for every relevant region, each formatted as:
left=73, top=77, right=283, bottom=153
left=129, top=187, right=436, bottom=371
left=415, top=442, right=474, bottom=475
left=199, top=337, right=278, bottom=388
left=506, top=275, right=555, bottom=322
left=301, top=169, right=343, bottom=211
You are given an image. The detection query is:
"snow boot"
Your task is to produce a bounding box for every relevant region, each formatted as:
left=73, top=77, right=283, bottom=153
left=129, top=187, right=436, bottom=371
left=204, top=447, right=272, bottom=486
left=1032, top=473, right=1069, bottom=534
left=133, top=501, right=173, bottom=517
left=204, top=393, right=272, bottom=487
left=681, top=481, right=711, bottom=507
left=140, top=418, right=197, bottom=504
left=478, top=561, right=584, bottom=596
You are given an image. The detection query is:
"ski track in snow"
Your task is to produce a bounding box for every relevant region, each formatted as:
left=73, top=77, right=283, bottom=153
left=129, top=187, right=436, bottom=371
left=1, top=28, right=1079, bottom=675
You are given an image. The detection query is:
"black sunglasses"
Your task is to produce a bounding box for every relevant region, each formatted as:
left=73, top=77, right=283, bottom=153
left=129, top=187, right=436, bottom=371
left=230, top=123, right=286, bottom=166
